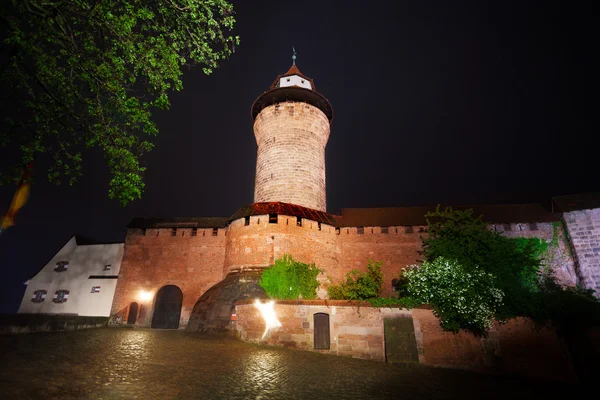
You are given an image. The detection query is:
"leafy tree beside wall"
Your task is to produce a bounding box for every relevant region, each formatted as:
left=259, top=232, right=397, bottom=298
left=0, top=0, right=239, bottom=205
left=259, top=255, right=321, bottom=300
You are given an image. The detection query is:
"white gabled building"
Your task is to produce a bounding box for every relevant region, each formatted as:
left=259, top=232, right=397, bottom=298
left=18, top=235, right=124, bottom=317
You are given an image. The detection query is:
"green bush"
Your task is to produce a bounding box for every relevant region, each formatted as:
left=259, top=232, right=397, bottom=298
left=405, top=257, right=504, bottom=335
left=422, top=206, right=542, bottom=321
left=327, top=260, right=384, bottom=300
left=259, top=255, right=321, bottom=300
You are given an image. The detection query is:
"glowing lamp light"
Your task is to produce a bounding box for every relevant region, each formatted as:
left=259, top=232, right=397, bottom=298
left=138, top=290, right=153, bottom=302
left=253, top=299, right=281, bottom=339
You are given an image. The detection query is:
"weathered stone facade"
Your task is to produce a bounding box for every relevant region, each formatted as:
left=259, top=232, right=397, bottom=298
left=234, top=301, right=576, bottom=381
left=562, top=209, right=600, bottom=294
left=254, top=103, right=330, bottom=212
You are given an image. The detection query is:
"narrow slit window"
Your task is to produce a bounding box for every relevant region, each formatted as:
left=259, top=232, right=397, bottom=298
left=318, top=222, right=322, bottom=231
left=244, top=216, right=250, bottom=226
left=297, top=217, right=302, bottom=227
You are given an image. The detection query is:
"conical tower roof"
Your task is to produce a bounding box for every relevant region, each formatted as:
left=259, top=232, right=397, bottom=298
left=269, top=64, right=315, bottom=90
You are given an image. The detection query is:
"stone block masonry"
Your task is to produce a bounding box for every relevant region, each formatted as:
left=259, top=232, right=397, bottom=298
left=562, top=209, right=600, bottom=295
left=253, top=102, right=330, bottom=212
left=235, top=301, right=576, bottom=382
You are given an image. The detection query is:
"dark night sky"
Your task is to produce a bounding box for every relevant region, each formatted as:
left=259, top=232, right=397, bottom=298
left=0, top=1, right=597, bottom=313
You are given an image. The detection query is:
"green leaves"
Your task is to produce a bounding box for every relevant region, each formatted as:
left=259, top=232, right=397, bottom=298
left=327, top=260, right=384, bottom=300
left=405, top=258, right=504, bottom=335
left=1, top=0, right=239, bottom=204
left=259, top=255, right=321, bottom=300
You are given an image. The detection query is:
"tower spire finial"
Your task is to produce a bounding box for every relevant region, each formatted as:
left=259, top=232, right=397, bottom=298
left=292, top=46, right=297, bottom=65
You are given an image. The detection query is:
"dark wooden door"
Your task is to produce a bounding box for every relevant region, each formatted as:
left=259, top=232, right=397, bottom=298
left=314, top=313, right=330, bottom=349
left=384, top=317, right=419, bottom=363
left=127, top=302, right=138, bottom=324
left=151, top=285, right=183, bottom=329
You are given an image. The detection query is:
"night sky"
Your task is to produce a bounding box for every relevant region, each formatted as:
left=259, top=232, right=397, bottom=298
left=0, top=1, right=596, bottom=313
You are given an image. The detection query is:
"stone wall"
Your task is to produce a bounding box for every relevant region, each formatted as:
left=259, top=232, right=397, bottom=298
left=235, top=300, right=408, bottom=361
left=110, top=227, right=227, bottom=326
left=412, top=309, right=575, bottom=381
left=235, top=301, right=576, bottom=381
left=253, top=103, right=330, bottom=212
left=562, top=209, right=600, bottom=295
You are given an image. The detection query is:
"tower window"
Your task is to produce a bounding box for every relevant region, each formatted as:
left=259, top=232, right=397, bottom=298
left=192, top=228, right=198, bottom=236
left=503, top=223, right=512, bottom=231
left=31, top=290, right=47, bottom=303
left=171, top=228, right=177, bottom=236
left=405, top=227, right=413, bottom=234
left=357, top=227, right=364, bottom=234
left=269, top=214, right=278, bottom=224
left=318, top=222, right=322, bottom=231
left=53, top=290, right=70, bottom=304
left=244, top=216, right=250, bottom=226
left=381, top=227, right=389, bottom=234
left=529, top=222, right=538, bottom=231
left=212, top=228, right=218, bottom=236
left=297, top=217, right=303, bottom=227
left=54, top=261, right=69, bottom=272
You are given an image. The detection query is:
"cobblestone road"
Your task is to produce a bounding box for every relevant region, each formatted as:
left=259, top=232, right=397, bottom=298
left=0, top=328, right=583, bottom=399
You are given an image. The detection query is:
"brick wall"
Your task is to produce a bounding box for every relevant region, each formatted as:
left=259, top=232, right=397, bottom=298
left=253, top=102, right=330, bottom=212
left=562, top=209, right=600, bottom=295
left=235, top=300, right=409, bottom=361
left=110, top=227, right=227, bottom=327
left=413, top=309, right=576, bottom=382
left=111, top=216, right=578, bottom=327
left=235, top=302, right=576, bottom=381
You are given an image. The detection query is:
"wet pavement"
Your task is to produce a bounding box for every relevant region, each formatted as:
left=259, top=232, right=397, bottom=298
left=0, top=328, right=583, bottom=399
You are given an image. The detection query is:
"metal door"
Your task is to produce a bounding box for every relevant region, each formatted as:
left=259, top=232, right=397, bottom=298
left=127, top=302, right=138, bottom=324
left=151, top=285, right=183, bottom=329
left=314, top=313, right=330, bottom=349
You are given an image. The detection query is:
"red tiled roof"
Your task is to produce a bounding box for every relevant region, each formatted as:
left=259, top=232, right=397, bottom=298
left=336, top=204, right=559, bottom=227
left=229, top=202, right=336, bottom=226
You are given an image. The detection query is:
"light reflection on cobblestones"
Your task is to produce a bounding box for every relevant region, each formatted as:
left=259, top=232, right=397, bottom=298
left=0, top=328, right=583, bottom=399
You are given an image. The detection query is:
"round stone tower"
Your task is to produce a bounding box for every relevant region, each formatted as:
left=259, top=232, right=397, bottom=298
left=251, top=63, right=334, bottom=212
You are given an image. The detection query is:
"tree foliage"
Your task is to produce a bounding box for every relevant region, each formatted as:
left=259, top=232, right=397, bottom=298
left=259, top=255, right=321, bottom=300
left=327, top=260, right=384, bottom=300
left=420, top=206, right=600, bottom=335
left=422, top=206, right=543, bottom=320
left=405, top=257, right=504, bottom=335
left=0, top=0, right=239, bottom=205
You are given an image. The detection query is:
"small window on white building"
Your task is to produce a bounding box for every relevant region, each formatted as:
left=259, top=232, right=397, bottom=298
left=91, top=286, right=101, bottom=293
left=53, top=290, right=70, bottom=303
left=31, top=290, right=47, bottom=303
left=103, top=264, right=111, bottom=271
left=54, top=261, right=69, bottom=272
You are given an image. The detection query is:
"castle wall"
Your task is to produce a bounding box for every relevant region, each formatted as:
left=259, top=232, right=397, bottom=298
left=253, top=102, right=330, bottom=212
left=225, top=215, right=340, bottom=296
left=562, top=209, right=600, bottom=295
left=110, top=227, right=227, bottom=327
left=337, top=226, right=425, bottom=297
left=491, top=222, right=578, bottom=286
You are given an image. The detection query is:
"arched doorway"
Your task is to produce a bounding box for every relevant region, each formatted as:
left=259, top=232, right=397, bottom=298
left=151, top=285, right=183, bottom=329
left=314, top=313, right=330, bottom=349
left=127, top=302, right=138, bottom=324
